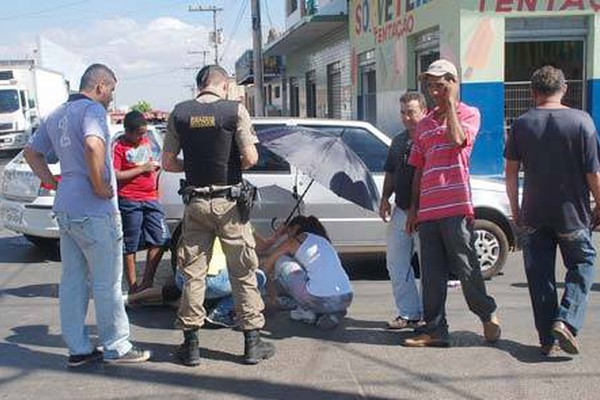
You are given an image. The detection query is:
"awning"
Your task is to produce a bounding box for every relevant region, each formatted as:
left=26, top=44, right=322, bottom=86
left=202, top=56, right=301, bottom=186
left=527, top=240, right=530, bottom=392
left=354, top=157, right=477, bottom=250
left=263, top=14, right=347, bottom=57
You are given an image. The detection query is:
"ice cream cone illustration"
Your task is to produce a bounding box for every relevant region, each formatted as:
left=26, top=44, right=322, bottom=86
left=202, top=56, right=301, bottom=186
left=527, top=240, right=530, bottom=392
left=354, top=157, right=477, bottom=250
left=464, top=17, right=495, bottom=79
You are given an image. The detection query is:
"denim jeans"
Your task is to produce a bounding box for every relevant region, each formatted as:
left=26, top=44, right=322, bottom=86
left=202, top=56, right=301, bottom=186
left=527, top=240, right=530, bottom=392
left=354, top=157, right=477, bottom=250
left=175, top=268, right=267, bottom=318
left=386, top=207, right=422, bottom=320
left=419, top=216, right=497, bottom=337
left=520, top=226, right=596, bottom=346
left=274, top=256, right=353, bottom=315
left=55, top=212, right=132, bottom=359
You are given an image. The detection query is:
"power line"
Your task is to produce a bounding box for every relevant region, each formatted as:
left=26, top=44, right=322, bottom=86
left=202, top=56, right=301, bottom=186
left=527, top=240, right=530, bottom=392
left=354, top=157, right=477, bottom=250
left=219, top=0, right=249, bottom=64
left=263, top=0, right=273, bottom=29
left=0, top=0, right=88, bottom=21
left=188, top=5, right=223, bottom=65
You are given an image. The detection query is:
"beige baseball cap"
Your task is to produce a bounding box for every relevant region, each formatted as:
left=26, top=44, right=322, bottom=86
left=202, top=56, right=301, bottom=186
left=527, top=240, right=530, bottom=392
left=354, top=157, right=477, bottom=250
left=419, top=59, right=458, bottom=79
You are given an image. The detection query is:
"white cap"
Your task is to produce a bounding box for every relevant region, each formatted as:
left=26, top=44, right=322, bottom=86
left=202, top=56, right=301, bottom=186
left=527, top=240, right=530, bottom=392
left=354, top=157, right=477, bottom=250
left=419, top=59, right=458, bottom=79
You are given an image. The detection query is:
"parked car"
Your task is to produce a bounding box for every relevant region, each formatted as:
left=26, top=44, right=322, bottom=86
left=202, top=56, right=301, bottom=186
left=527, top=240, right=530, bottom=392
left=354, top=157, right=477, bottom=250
left=0, top=125, right=163, bottom=247
left=0, top=118, right=516, bottom=279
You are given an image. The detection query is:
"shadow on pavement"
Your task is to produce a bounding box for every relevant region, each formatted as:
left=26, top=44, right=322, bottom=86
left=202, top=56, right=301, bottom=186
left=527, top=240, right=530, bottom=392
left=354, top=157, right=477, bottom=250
left=262, top=313, right=414, bottom=346
left=451, top=330, right=573, bottom=363
left=511, top=282, right=600, bottom=291
left=2, top=283, right=59, bottom=298
left=0, top=342, right=397, bottom=400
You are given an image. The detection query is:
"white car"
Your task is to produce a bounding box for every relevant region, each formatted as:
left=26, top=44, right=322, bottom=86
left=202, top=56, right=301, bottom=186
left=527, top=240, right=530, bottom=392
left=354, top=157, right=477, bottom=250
left=0, top=118, right=516, bottom=278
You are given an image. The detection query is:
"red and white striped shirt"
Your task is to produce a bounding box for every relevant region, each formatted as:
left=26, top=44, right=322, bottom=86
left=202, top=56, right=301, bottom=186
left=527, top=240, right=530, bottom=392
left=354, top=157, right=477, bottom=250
left=408, top=102, right=480, bottom=222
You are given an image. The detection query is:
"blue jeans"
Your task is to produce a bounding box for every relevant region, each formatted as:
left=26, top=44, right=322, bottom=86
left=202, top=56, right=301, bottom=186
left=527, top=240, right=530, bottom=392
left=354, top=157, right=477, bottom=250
left=175, top=268, right=267, bottom=317
left=521, top=226, right=596, bottom=346
left=55, top=213, right=132, bottom=359
left=386, top=207, right=422, bottom=320
left=419, top=216, right=497, bottom=337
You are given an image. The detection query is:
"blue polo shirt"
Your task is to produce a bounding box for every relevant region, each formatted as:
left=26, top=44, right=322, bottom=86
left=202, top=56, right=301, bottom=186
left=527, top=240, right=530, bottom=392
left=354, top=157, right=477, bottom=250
left=28, top=94, right=118, bottom=216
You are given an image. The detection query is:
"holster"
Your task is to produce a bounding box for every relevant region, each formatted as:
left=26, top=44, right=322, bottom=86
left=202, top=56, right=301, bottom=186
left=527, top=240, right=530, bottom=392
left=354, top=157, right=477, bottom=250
left=178, top=179, right=195, bottom=205
left=231, top=180, right=257, bottom=223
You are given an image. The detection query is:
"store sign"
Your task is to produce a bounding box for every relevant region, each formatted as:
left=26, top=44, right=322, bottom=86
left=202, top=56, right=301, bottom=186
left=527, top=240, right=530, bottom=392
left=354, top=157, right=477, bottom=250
left=478, top=0, right=600, bottom=12
left=353, top=0, right=422, bottom=42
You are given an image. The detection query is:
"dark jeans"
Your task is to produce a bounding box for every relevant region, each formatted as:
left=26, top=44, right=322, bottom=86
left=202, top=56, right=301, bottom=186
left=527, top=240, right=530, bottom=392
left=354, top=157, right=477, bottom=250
left=520, top=226, right=596, bottom=346
left=419, top=216, right=497, bottom=337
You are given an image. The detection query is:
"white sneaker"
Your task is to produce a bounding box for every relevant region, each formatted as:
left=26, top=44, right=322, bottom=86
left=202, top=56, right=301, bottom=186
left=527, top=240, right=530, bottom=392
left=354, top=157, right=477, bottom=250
left=289, top=307, right=317, bottom=324
left=447, top=280, right=461, bottom=288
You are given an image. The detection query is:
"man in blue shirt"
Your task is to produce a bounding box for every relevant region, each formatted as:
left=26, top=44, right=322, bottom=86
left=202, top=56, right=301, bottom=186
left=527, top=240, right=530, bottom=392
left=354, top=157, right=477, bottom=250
left=24, top=64, right=150, bottom=367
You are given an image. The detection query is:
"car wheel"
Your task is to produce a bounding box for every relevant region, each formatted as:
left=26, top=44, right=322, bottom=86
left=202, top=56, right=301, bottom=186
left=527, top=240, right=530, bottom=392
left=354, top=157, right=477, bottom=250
left=170, top=222, right=183, bottom=275
left=473, top=219, right=508, bottom=279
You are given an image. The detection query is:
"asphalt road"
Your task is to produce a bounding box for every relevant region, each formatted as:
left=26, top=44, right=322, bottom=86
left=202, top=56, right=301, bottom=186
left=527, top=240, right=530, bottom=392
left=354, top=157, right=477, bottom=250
left=0, top=154, right=600, bottom=399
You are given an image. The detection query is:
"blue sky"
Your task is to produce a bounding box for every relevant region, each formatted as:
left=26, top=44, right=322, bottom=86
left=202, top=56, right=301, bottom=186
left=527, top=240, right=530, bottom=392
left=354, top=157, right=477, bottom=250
left=0, top=0, right=285, bottom=110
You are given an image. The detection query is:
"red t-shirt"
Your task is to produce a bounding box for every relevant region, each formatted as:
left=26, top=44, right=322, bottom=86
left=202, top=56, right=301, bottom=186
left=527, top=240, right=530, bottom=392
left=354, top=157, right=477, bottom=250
left=113, top=136, right=158, bottom=201
left=408, top=102, right=480, bottom=222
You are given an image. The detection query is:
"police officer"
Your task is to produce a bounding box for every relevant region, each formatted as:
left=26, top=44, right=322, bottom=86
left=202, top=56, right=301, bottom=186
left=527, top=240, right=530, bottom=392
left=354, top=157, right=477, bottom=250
left=162, top=65, right=275, bottom=366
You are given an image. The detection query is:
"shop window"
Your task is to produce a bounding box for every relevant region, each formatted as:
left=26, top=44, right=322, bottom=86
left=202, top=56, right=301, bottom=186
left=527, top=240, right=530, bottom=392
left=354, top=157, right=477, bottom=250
left=306, top=70, right=316, bottom=118
left=274, top=86, right=281, bottom=99
left=414, top=30, right=440, bottom=109
left=287, top=0, right=298, bottom=15
left=504, top=17, right=587, bottom=129
left=357, top=50, right=376, bottom=124
left=289, top=78, right=300, bottom=117
left=327, top=61, right=342, bottom=119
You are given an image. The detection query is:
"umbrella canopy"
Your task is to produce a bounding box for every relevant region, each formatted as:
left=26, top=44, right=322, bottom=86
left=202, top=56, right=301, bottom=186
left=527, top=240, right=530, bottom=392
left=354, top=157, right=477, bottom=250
left=257, top=126, right=380, bottom=212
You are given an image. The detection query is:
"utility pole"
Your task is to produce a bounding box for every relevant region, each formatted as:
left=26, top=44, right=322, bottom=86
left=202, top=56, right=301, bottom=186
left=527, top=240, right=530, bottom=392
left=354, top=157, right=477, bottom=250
left=251, top=0, right=264, bottom=117
left=188, top=5, right=223, bottom=65
left=188, top=49, right=209, bottom=66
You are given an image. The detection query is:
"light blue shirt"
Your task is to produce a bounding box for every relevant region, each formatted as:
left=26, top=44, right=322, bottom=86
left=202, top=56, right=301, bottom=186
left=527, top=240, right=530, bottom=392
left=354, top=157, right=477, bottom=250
left=28, top=95, right=118, bottom=216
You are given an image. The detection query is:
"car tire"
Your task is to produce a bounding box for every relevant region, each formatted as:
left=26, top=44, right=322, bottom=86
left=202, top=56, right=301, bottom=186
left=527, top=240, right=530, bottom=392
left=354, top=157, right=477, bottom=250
left=24, top=235, right=61, bottom=261
left=473, top=219, right=508, bottom=279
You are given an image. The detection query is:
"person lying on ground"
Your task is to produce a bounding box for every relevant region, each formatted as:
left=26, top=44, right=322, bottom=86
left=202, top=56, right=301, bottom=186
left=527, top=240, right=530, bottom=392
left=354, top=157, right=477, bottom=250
left=125, top=238, right=267, bottom=328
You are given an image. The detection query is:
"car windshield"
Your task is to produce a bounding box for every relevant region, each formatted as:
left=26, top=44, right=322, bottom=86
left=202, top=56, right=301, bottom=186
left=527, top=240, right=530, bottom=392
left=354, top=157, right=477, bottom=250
left=0, top=89, right=20, bottom=113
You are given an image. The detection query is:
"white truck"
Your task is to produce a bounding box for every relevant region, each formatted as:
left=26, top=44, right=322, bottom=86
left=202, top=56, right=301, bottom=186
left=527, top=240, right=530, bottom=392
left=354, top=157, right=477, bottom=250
left=0, top=60, right=69, bottom=150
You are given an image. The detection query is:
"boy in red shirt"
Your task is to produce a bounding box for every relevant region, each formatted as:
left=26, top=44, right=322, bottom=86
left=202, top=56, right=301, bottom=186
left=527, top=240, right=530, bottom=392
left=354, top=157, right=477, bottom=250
left=113, top=111, right=170, bottom=293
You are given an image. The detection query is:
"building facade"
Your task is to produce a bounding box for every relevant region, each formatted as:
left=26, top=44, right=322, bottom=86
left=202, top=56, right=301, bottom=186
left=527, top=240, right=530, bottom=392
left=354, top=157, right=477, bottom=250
left=350, top=0, right=600, bottom=174
left=264, top=0, right=351, bottom=119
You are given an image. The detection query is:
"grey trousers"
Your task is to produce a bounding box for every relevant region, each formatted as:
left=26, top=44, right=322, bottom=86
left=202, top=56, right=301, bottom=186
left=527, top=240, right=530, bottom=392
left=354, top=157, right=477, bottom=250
left=419, top=216, right=497, bottom=337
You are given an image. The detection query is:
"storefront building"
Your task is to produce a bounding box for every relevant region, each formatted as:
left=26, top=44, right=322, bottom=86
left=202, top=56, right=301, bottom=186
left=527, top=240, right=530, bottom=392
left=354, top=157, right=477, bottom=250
left=264, top=0, right=351, bottom=119
left=350, top=0, right=600, bottom=174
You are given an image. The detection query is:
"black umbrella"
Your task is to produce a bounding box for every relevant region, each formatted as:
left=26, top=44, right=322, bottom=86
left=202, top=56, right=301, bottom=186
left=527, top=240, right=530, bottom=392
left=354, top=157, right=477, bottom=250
left=257, top=126, right=380, bottom=222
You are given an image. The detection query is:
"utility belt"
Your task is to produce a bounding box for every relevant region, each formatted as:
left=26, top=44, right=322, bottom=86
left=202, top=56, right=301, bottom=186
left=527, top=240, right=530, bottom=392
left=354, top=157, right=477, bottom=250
left=178, top=179, right=257, bottom=223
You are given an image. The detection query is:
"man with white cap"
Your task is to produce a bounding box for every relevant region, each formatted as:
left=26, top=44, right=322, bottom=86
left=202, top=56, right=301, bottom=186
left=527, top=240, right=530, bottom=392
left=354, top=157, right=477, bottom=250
left=402, top=59, right=500, bottom=347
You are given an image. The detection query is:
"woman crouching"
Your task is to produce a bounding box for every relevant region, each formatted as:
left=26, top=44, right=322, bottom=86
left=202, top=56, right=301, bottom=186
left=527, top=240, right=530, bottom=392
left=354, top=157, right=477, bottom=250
left=262, top=215, right=353, bottom=329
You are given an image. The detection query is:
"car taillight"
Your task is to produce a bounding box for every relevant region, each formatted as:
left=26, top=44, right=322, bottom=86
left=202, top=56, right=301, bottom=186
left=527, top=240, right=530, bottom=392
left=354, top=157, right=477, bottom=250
left=39, top=175, right=61, bottom=195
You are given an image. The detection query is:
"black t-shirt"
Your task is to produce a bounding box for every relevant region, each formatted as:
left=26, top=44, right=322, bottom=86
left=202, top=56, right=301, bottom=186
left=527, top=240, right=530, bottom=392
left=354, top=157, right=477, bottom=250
left=504, top=108, right=600, bottom=232
left=383, top=131, right=415, bottom=210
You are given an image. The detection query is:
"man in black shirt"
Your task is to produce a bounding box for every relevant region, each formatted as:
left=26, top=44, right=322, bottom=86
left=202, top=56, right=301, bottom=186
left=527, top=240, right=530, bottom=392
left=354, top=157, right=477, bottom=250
left=505, top=65, right=600, bottom=356
left=379, top=92, right=427, bottom=330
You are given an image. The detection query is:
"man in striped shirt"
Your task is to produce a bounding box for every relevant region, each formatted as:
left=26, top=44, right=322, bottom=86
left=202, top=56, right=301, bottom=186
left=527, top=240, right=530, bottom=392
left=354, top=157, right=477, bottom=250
left=401, top=59, right=500, bottom=348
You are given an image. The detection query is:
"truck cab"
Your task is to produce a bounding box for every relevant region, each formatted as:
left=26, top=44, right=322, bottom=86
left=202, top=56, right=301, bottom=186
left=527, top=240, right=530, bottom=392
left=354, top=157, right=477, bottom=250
left=0, top=71, right=37, bottom=150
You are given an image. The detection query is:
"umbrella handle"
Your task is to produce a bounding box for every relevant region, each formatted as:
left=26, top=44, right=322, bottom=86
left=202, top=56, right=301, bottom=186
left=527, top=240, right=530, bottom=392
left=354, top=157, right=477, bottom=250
left=281, top=178, right=315, bottom=227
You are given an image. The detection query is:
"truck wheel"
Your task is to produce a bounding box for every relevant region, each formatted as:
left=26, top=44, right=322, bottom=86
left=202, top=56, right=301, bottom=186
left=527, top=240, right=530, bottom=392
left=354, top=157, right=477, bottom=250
left=473, top=219, right=508, bottom=279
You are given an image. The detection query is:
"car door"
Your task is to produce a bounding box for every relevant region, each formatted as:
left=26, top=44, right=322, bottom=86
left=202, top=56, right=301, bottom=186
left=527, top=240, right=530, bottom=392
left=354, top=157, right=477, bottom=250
left=296, top=124, right=389, bottom=252
left=246, top=123, right=297, bottom=238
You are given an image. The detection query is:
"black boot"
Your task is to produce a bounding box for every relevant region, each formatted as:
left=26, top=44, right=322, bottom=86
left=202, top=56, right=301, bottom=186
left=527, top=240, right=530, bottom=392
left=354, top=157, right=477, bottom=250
left=178, top=329, right=200, bottom=367
left=243, top=330, right=275, bottom=365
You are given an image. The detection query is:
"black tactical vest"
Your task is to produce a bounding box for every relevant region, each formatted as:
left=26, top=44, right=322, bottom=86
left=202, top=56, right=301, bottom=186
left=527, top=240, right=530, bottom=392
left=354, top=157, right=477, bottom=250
left=171, top=98, right=242, bottom=187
